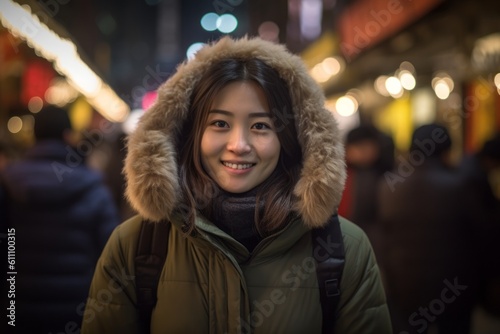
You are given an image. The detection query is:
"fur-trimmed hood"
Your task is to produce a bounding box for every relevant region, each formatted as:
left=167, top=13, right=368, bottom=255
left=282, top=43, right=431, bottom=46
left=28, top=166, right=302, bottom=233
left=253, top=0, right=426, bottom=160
left=124, top=36, right=346, bottom=228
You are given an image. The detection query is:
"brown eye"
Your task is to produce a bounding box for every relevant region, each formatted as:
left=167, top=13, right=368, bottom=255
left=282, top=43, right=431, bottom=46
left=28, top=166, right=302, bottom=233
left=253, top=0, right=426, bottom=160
left=212, top=120, right=228, bottom=128
left=252, top=122, right=271, bottom=130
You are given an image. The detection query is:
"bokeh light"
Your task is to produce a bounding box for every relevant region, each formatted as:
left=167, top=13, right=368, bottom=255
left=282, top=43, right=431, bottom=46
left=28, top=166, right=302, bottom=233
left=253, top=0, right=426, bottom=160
left=186, top=43, right=205, bottom=60
left=201, top=12, right=219, bottom=31
left=8, top=116, right=23, bottom=134
left=28, top=96, right=43, bottom=113
left=335, top=95, right=358, bottom=117
left=258, top=21, right=279, bottom=42
left=217, top=14, right=238, bottom=33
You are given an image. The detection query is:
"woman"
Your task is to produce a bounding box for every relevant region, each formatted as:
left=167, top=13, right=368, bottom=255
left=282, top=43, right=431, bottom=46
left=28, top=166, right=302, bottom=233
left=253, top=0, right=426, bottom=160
left=81, top=37, right=391, bottom=333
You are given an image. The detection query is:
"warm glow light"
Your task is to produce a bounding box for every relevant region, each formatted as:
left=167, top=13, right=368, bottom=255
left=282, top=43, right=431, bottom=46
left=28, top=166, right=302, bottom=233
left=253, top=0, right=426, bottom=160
left=311, top=63, right=330, bottom=83
left=432, top=73, right=454, bottom=100
left=385, top=76, right=403, bottom=96
left=322, top=57, right=341, bottom=76
left=335, top=95, right=358, bottom=117
left=311, top=57, right=344, bottom=83
left=432, top=72, right=454, bottom=92
left=375, top=76, right=390, bottom=96
left=7, top=116, right=23, bottom=134
left=87, top=85, right=130, bottom=122
left=494, top=73, right=500, bottom=88
left=28, top=96, right=43, bottom=113
left=45, top=78, right=79, bottom=107
left=57, top=57, right=102, bottom=97
left=434, top=80, right=451, bottom=100
left=399, top=70, right=416, bottom=90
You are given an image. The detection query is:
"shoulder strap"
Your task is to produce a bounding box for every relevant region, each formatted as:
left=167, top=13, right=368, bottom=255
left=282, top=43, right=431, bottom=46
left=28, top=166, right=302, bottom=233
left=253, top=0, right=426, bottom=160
left=135, top=219, right=171, bottom=334
left=311, top=214, right=345, bottom=334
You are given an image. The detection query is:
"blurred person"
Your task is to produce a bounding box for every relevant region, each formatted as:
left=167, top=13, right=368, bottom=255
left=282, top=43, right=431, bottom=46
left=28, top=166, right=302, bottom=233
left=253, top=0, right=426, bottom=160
left=459, top=133, right=500, bottom=317
left=0, top=105, right=120, bottom=333
left=377, top=123, right=478, bottom=334
left=96, top=130, right=136, bottom=221
left=338, top=124, right=394, bottom=254
left=81, top=36, right=391, bottom=333
left=339, top=124, right=395, bottom=225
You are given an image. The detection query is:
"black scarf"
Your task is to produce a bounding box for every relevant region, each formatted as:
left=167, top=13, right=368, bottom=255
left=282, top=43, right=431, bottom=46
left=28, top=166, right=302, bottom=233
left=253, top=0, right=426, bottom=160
left=211, top=186, right=264, bottom=252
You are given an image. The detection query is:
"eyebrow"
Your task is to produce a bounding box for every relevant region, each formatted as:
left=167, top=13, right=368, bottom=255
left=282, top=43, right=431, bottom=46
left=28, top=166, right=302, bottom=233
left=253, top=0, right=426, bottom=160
left=208, top=109, right=271, bottom=118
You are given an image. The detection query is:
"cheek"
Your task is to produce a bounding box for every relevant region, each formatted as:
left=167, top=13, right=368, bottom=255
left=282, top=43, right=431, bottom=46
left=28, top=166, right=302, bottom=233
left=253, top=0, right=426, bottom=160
left=258, top=136, right=281, bottom=165
left=200, top=132, right=225, bottom=167
left=200, top=132, right=213, bottom=169
left=200, top=132, right=216, bottom=156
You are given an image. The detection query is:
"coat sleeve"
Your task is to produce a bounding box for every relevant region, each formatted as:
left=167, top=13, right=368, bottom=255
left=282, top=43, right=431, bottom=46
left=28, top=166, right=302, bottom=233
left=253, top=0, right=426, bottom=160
left=81, top=216, right=143, bottom=334
left=334, top=219, right=392, bottom=334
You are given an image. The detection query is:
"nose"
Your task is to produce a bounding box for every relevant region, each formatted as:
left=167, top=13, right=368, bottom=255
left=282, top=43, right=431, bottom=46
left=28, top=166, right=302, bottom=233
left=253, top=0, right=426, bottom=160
left=226, top=128, right=251, bottom=155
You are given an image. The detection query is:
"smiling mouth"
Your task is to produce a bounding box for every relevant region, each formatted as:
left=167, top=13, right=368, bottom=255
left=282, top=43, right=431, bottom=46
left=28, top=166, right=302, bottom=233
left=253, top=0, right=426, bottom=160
left=221, top=161, right=256, bottom=170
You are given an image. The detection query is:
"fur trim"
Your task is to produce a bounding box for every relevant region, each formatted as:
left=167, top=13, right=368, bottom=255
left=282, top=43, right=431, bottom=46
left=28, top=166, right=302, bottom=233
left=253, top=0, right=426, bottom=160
left=124, top=36, right=346, bottom=228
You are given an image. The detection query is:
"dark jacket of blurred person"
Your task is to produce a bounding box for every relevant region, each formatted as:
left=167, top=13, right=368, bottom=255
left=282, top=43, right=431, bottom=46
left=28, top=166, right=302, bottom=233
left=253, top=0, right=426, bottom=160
left=0, top=106, right=119, bottom=333
left=459, top=133, right=500, bottom=316
left=338, top=125, right=394, bottom=254
left=377, top=124, right=478, bottom=334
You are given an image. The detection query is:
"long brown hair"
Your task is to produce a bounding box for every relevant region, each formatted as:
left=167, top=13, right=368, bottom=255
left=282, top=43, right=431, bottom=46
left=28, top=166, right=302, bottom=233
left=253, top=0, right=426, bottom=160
left=178, top=58, right=302, bottom=235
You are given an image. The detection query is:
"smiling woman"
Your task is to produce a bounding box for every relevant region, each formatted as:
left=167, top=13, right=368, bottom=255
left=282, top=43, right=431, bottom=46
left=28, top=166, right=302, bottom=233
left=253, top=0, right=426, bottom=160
left=81, top=36, right=392, bottom=334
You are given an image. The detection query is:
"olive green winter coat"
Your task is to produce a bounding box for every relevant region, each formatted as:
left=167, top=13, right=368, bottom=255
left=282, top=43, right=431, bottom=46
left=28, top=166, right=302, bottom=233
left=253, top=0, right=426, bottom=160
left=81, top=36, right=391, bottom=333
left=82, top=213, right=390, bottom=334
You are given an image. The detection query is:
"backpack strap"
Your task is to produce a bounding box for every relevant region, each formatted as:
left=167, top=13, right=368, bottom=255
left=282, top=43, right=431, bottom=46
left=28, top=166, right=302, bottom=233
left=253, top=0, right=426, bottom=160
left=135, top=219, right=171, bottom=333
left=312, top=214, right=345, bottom=334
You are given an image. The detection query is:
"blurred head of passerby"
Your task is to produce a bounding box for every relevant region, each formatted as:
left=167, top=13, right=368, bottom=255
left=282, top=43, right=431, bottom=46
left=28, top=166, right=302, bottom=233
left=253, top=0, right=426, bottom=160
left=33, top=105, right=73, bottom=143
left=478, top=133, right=500, bottom=172
left=410, top=123, right=451, bottom=165
left=345, top=124, right=394, bottom=173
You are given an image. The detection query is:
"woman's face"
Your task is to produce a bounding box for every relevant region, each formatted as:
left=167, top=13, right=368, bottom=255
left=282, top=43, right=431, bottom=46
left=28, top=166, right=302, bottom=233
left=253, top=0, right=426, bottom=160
left=201, top=81, right=281, bottom=193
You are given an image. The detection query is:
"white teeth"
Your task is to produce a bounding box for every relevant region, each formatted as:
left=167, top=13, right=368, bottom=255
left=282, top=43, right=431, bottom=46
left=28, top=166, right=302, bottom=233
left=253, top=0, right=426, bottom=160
left=223, top=162, right=254, bottom=170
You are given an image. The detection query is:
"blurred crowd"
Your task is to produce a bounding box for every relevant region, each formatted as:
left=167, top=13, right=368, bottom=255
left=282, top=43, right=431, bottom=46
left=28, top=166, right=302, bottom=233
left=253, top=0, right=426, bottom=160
left=339, top=123, right=500, bottom=334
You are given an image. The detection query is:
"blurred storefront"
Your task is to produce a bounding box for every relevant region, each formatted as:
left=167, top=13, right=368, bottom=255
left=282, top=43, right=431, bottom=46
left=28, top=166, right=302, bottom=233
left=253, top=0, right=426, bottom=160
left=0, top=0, right=129, bottom=154
left=1, top=0, right=499, bottom=179
left=299, top=0, right=500, bottom=163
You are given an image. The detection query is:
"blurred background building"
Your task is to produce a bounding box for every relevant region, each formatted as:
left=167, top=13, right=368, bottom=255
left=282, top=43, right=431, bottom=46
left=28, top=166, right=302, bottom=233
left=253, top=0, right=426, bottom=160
left=1, top=0, right=499, bottom=145
left=1, top=0, right=499, bottom=156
